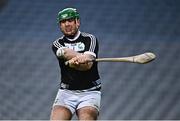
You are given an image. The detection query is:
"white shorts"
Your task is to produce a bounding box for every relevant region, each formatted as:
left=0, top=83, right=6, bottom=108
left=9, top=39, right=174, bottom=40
left=53, top=89, right=101, bottom=114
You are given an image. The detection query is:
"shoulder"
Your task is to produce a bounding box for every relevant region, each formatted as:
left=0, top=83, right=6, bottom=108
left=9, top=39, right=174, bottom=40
left=81, top=32, right=97, bottom=40
left=52, top=36, right=64, bottom=48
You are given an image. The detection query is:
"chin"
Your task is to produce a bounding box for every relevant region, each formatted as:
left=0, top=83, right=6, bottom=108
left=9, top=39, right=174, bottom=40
left=64, top=32, right=75, bottom=37
left=65, top=33, right=75, bottom=38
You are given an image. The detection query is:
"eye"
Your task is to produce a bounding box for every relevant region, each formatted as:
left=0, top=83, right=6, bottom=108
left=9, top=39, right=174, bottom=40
left=60, top=19, right=75, bottom=24
left=67, top=19, right=75, bottom=22
left=60, top=20, right=66, bottom=23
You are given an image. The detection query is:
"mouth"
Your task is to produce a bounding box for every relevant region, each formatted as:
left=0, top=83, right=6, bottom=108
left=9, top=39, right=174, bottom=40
left=65, top=26, right=72, bottom=32
left=61, top=25, right=77, bottom=36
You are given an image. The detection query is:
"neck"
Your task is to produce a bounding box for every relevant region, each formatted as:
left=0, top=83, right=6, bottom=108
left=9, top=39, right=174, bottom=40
left=66, top=31, right=80, bottom=41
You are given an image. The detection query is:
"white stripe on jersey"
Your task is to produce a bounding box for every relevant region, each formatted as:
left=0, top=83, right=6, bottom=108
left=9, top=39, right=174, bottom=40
left=53, top=37, right=64, bottom=49
left=81, top=32, right=96, bottom=53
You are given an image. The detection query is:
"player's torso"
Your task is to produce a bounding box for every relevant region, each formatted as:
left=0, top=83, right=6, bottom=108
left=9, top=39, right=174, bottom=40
left=57, top=32, right=100, bottom=90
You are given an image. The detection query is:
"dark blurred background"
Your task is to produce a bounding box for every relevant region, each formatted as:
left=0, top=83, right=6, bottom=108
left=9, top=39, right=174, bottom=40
left=0, top=0, right=180, bottom=120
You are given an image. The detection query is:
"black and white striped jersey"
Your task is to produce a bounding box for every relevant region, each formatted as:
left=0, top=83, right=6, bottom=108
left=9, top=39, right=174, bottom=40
left=52, top=31, right=101, bottom=90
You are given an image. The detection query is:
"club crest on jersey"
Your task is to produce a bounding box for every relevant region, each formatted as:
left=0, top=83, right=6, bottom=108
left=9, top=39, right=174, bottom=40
left=64, top=42, right=85, bottom=51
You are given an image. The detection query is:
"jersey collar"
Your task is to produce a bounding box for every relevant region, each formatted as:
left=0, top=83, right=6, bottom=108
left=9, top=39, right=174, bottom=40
left=66, top=31, right=81, bottom=41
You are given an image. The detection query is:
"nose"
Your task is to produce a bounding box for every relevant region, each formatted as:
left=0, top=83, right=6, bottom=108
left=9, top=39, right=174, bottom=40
left=64, top=20, right=70, bottom=26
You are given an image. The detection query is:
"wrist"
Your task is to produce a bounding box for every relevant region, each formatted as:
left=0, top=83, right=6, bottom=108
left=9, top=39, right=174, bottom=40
left=56, top=47, right=66, bottom=58
left=84, top=51, right=96, bottom=58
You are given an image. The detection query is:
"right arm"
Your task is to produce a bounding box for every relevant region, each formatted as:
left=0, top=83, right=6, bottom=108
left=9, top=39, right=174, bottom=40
left=52, top=40, right=93, bottom=71
left=52, top=39, right=81, bottom=61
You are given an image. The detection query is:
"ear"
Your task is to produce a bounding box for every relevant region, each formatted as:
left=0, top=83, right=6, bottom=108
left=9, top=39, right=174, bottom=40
left=76, top=19, right=80, bottom=28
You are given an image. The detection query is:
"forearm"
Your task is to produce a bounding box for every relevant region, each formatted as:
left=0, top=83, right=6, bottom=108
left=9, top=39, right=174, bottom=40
left=68, top=54, right=95, bottom=71
left=56, top=47, right=81, bottom=61
left=56, top=47, right=95, bottom=71
left=63, top=48, right=81, bottom=60
left=64, top=49, right=93, bottom=71
left=69, top=61, right=93, bottom=71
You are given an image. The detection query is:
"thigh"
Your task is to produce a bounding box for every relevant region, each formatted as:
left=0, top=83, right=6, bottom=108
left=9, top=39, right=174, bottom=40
left=50, top=105, right=72, bottom=120
left=77, top=91, right=101, bottom=112
left=53, top=89, right=77, bottom=114
left=51, top=89, right=79, bottom=120
left=76, top=91, right=101, bottom=120
left=77, top=106, right=99, bottom=120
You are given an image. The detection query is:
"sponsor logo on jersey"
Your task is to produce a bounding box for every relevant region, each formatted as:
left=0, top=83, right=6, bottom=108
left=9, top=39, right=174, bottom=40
left=64, top=42, right=85, bottom=51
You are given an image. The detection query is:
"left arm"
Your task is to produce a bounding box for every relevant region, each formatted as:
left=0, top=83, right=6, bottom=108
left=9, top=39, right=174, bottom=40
left=67, top=53, right=95, bottom=71
left=67, top=34, right=99, bottom=71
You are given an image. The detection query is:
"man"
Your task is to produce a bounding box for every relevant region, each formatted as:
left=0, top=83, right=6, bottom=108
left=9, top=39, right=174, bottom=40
left=51, top=8, right=101, bottom=120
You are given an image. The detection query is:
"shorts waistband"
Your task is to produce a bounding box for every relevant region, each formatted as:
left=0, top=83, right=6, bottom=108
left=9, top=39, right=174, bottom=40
left=60, top=82, right=101, bottom=92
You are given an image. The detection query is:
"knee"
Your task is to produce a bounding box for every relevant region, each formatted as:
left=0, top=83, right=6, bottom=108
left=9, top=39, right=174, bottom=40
left=77, top=107, right=99, bottom=120
left=50, top=106, right=72, bottom=120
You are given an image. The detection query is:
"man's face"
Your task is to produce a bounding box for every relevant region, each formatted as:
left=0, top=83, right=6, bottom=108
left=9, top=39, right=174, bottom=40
left=59, top=18, right=80, bottom=37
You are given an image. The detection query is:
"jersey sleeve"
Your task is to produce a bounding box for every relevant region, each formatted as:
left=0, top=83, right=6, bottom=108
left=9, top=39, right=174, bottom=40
left=82, top=33, right=99, bottom=58
left=52, top=39, right=65, bottom=56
